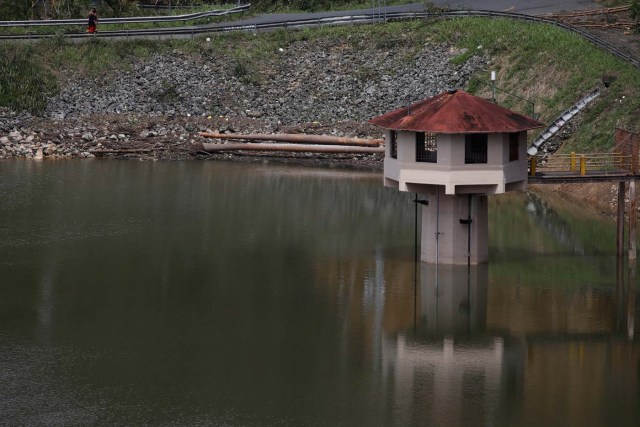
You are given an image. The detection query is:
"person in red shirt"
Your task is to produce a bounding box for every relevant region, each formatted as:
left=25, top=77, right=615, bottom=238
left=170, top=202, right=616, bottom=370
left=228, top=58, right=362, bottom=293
left=87, top=8, right=98, bottom=33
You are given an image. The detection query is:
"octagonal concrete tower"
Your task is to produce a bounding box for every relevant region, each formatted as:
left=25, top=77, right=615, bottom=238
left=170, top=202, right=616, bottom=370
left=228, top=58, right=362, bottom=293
left=370, top=90, right=544, bottom=264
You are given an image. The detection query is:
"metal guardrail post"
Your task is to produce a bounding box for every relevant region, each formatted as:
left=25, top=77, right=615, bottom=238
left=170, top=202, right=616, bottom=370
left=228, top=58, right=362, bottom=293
left=580, top=155, right=586, bottom=176
left=629, top=180, right=637, bottom=262
left=617, top=181, right=626, bottom=259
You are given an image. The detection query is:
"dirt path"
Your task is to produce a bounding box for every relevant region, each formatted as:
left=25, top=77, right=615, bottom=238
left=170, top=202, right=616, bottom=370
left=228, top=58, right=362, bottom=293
left=547, top=6, right=640, bottom=64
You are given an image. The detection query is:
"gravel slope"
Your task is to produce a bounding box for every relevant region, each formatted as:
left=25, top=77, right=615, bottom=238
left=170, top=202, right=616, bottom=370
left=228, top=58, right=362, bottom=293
left=0, top=38, right=487, bottom=163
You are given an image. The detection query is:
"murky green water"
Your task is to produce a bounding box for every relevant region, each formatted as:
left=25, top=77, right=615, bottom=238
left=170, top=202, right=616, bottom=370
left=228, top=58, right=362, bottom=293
left=1, top=160, right=638, bottom=426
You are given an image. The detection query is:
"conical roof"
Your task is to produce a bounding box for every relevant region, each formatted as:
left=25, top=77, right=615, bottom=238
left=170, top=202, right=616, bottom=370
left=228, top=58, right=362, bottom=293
left=369, top=90, right=544, bottom=133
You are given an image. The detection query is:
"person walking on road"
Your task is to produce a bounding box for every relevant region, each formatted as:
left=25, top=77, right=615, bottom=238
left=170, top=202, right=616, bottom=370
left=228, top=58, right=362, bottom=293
left=87, top=8, right=98, bottom=33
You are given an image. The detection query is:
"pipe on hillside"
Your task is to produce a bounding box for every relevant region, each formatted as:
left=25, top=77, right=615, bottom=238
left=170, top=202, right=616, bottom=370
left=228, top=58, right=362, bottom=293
left=197, top=142, right=384, bottom=154
left=198, top=132, right=383, bottom=147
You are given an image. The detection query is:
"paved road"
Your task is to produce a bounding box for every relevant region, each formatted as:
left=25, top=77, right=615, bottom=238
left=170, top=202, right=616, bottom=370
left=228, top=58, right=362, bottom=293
left=0, top=0, right=605, bottom=43
left=199, top=0, right=599, bottom=30
left=425, top=0, right=598, bottom=14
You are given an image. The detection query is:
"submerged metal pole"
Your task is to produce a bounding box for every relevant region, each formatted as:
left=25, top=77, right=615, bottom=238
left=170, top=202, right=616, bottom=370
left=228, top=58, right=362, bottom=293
left=413, top=195, right=428, bottom=330
left=628, top=179, right=638, bottom=340
left=466, top=195, right=472, bottom=333
left=630, top=180, right=637, bottom=262
left=616, top=245, right=625, bottom=331
left=466, top=195, right=472, bottom=267
left=628, top=264, right=636, bottom=339
left=435, top=189, right=440, bottom=292
left=618, top=181, right=626, bottom=260
left=414, top=194, right=418, bottom=265
left=414, top=193, right=418, bottom=332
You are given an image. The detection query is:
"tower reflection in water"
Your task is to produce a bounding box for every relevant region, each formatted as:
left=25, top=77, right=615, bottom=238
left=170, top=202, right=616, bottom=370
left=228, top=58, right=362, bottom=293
left=382, top=264, right=520, bottom=426
left=381, top=263, right=640, bottom=426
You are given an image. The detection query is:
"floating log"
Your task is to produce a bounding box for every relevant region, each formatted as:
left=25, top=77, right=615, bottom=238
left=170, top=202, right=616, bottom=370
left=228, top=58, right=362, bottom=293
left=198, top=142, right=384, bottom=154
left=198, top=132, right=383, bottom=147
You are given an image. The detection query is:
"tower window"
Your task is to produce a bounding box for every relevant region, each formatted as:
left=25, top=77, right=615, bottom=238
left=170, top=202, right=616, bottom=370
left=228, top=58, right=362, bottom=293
left=390, top=131, right=397, bottom=159
left=465, top=134, right=488, bottom=164
left=416, top=132, right=437, bottom=163
left=509, top=133, right=519, bottom=161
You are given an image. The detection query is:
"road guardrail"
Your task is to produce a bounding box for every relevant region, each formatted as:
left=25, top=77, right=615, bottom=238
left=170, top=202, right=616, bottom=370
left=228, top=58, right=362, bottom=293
left=0, top=3, right=250, bottom=27
left=0, top=8, right=637, bottom=69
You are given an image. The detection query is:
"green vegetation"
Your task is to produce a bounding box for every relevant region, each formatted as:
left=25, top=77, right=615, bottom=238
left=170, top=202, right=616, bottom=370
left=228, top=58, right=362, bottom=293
left=2, top=17, right=639, bottom=152
left=0, top=45, right=57, bottom=114
left=632, top=0, right=640, bottom=30
left=0, top=0, right=135, bottom=19
left=489, top=193, right=618, bottom=288
left=427, top=17, right=640, bottom=152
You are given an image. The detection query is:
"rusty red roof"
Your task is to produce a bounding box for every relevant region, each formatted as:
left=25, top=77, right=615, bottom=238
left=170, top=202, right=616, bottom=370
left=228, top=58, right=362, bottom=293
left=369, top=90, right=544, bottom=133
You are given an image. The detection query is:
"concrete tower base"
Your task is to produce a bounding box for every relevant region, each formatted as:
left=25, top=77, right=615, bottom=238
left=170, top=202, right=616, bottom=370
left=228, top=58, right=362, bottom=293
left=417, top=186, right=488, bottom=264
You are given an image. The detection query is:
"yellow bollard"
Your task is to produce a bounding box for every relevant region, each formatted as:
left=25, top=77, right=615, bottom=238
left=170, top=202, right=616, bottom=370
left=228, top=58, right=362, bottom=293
left=580, top=155, right=586, bottom=176
left=570, top=152, right=577, bottom=172
left=530, top=156, right=537, bottom=176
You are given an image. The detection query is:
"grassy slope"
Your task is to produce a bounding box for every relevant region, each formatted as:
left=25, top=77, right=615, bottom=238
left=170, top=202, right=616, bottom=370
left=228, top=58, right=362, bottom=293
left=429, top=17, right=640, bottom=152
left=1, top=17, right=639, bottom=152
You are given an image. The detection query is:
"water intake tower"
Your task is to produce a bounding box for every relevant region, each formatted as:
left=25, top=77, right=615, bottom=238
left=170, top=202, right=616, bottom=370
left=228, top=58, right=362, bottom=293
left=370, top=90, right=544, bottom=264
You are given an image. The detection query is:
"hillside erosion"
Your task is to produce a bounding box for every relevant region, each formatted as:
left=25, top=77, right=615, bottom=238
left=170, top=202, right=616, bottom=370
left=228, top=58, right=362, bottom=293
left=0, top=38, right=485, bottom=164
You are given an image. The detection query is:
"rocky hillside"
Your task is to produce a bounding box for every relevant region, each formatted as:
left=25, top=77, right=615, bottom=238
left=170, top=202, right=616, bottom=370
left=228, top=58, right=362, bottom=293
left=0, top=37, right=486, bottom=161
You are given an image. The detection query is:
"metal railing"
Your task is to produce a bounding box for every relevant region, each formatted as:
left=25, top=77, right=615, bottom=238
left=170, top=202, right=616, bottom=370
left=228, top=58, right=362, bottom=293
left=530, top=152, right=634, bottom=177
left=0, top=3, right=250, bottom=27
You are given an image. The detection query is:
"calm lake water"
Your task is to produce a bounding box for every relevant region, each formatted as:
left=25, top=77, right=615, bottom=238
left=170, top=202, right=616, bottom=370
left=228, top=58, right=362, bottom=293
left=1, top=159, right=638, bottom=426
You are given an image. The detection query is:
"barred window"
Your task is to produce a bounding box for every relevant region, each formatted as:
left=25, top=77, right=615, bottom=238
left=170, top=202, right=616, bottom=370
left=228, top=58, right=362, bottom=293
left=465, top=134, right=488, bottom=164
left=390, top=131, right=397, bottom=159
left=509, top=133, right=519, bottom=161
left=416, top=132, right=437, bottom=163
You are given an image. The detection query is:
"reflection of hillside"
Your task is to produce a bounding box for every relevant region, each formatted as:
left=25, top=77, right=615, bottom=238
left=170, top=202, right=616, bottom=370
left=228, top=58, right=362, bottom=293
left=490, top=193, right=617, bottom=285
left=487, top=286, right=616, bottom=335
left=524, top=192, right=586, bottom=254
left=313, top=245, right=416, bottom=359
left=521, top=341, right=640, bottom=426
